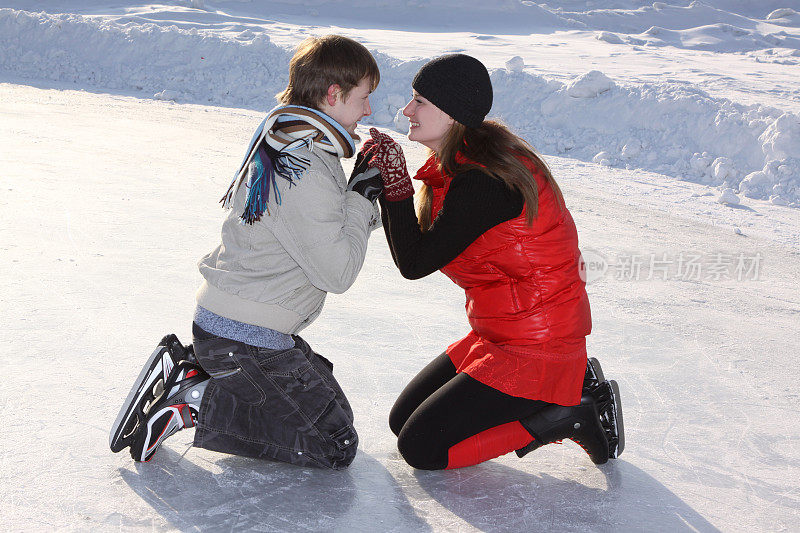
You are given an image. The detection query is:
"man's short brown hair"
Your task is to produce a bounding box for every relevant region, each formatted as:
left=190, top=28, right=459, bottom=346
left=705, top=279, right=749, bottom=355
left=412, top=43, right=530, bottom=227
left=277, top=35, right=380, bottom=109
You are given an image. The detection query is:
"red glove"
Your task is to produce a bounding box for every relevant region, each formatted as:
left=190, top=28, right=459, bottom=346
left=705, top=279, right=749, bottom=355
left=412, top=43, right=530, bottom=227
left=364, top=128, right=414, bottom=202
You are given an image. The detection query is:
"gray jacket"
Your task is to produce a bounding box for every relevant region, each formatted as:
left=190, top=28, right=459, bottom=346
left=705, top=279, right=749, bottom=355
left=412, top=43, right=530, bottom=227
left=196, top=145, right=380, bottom=334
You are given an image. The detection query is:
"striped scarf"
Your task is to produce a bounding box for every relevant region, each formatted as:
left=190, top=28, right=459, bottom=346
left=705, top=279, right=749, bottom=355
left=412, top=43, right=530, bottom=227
left=221, top=105, right=355, bottom=224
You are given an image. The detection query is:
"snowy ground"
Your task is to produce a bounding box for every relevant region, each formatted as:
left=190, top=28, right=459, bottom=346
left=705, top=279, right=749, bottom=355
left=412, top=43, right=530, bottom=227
left=2, top=1, right=800, bottom=532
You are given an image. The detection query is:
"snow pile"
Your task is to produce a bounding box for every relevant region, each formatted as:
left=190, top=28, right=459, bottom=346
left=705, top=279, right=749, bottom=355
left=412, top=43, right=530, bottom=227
left=491, top=68, right=800, bottom=206
left=767, top=8, right=800, bottom=22
left=566, top=71, right=615, bottom=98
left=558, top=1, right=800, bottom=41
left=717, top=187, right=740, bottom=205
left=741, top=113, right=800, bottom=205
left=561, top=2, right=800, bottom=57
left=596, top=31, right=625, bottom=44
left=1, top=6, right=798, bottom=206
left=543, top=1, right=794, bottom=19
left=504, top=56, right=525, bottom=74
left=628, top=22, right=800, bottom=54
left=0, top=9, right=291, bottom=106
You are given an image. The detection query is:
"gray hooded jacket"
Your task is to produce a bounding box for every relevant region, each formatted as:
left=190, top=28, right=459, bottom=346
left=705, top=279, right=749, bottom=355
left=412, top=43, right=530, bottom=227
left=196, top=145, right=380, bottom=334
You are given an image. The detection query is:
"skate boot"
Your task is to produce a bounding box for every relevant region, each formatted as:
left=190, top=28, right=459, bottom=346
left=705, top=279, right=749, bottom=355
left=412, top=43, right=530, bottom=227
left=515, top=380, right=624, bottom=464
left=129, top=359, right=209, bottom=462
left=109, top=334, right=199, bottom=453
left=595, top=379, right=625, bottom=458
left=583, top=357, right=604, bottom=391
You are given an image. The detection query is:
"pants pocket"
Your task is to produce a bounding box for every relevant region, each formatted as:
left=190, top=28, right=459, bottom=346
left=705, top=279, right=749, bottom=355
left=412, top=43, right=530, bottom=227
left=257, top=347, right=337, bottom=425
left=194, top=338, right=266, bottom=405
left=317, top=404, right=359, bottom=469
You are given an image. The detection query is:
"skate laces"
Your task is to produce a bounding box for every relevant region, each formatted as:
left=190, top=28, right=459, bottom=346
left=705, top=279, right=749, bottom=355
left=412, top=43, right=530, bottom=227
left=142, top=361, right=205, bottom=416
left=164, top=361, right=204, bottom=397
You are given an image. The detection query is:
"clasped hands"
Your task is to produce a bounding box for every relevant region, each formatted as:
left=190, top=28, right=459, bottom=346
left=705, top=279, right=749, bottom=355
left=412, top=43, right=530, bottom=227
left=347, top=128, right=414, bottom=203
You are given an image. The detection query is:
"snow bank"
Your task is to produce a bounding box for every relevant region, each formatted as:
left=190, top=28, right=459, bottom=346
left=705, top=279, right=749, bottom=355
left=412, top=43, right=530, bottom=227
left=0, top=9, right=291, bottom=106
left=546, top=1, right=794, bottom=19
left=1, top=7, right=798, bottom=206
left=767, top=8, right=800, bottom=23
left=491, top=67, right=800, bottom=206
left=557, top=1, right=800, bottom=34
left=628, top=22, right=800, bottom=53
left=559, top=2, right=800, bottom=55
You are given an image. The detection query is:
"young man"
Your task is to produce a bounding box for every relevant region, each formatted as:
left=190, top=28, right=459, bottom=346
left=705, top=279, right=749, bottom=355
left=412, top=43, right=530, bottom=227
left=110, top=35, right=384, bottom=469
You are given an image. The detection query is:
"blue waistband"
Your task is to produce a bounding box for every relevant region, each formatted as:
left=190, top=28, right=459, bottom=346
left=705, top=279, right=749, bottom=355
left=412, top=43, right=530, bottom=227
left=193, top=306, right=294, bottom=350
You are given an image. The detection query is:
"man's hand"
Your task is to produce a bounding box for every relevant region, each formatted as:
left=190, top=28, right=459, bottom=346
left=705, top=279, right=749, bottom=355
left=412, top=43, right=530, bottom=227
left=347, top=149, right=384, bottom=203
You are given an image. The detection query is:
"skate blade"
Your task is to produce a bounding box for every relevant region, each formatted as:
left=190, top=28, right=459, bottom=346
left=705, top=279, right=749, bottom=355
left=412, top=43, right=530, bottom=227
left=609, top=380, right=624, bottom=458
left=109, top=343, right=175, bottom=452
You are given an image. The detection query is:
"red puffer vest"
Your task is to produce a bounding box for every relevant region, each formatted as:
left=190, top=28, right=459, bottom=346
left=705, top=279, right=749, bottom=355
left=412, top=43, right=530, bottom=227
left=414, top=154, right=591, bottom=405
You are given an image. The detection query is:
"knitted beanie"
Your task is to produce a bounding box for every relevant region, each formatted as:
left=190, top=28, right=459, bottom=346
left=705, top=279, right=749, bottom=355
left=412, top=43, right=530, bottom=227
left=412, top=54, right=493, bottom=129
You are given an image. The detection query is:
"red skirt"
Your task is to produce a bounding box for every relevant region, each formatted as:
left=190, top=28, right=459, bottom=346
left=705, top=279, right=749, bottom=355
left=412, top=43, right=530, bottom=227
left=446, top=330, right=586, bottom=406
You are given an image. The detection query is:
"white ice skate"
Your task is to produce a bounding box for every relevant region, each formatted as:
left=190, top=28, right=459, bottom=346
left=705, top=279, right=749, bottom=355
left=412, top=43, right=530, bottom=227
left=128, top=359, right=209, bottom=462
left=109, top=334, right=199, bottom=454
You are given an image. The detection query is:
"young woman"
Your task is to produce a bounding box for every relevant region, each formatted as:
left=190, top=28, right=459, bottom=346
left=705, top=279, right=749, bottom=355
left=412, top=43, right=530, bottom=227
left=363, top=54, right=624, bottom=470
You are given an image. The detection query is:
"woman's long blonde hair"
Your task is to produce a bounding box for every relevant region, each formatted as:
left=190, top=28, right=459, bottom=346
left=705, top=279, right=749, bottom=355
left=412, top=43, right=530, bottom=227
left=417, top=120, right=564, bottom=232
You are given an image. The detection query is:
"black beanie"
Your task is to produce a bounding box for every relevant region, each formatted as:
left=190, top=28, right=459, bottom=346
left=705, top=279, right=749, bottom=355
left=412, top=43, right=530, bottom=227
left=412, top=54, right=493, bottom=129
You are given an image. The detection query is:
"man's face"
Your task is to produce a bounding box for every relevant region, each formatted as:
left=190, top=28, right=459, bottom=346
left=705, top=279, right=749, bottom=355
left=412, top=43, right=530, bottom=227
left=321, top=77, right=373, bottom=137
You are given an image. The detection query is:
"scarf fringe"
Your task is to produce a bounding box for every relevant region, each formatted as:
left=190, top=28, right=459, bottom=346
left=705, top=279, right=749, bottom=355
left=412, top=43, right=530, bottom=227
left=241, top=144, right=276, bottom=224
left=236, top=138, right=313, bottom=224
left=220, top=105, right=352, bottom=225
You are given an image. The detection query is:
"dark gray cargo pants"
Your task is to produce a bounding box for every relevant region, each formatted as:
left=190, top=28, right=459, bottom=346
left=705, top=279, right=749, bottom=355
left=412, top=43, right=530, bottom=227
left=191, top=323, right=357, bottom=469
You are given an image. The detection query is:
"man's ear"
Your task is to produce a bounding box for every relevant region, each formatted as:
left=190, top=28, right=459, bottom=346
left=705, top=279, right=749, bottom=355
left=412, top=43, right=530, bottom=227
left=326, top=84, right=341, bottom=107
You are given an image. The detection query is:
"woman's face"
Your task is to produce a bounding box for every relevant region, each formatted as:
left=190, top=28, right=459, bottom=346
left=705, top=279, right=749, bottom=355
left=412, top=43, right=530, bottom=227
left=402, top=91, right=454, bottom=152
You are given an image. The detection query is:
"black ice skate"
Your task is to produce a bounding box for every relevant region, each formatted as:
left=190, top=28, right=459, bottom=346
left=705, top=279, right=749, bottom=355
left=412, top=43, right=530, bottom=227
left=109, top=334, right=199, bottom=454
left=583, top=357, right=605, bottom=390
left=515, top=379, right=624, bottom=464
left=595, top=379, right=625, bottom=458
left=128, top=359, right=209, bottom=462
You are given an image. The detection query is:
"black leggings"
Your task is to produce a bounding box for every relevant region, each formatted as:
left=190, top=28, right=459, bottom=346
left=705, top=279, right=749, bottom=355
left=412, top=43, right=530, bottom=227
left=389, top=352, right=549, bottom=470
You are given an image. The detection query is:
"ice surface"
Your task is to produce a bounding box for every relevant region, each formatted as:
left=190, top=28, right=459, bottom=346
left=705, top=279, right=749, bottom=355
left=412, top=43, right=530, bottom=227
left=2, top=77, right=798, bottom=533
left=1, top=2, right=799, bottom=531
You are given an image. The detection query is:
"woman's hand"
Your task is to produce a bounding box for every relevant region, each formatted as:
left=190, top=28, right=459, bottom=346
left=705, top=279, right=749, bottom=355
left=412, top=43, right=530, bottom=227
left=363, top=128, right=414, bottom=202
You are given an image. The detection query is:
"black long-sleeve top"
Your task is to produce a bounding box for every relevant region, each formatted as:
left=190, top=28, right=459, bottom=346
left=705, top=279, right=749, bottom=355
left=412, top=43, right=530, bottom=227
left=380, top=169, right=525, bottom=279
